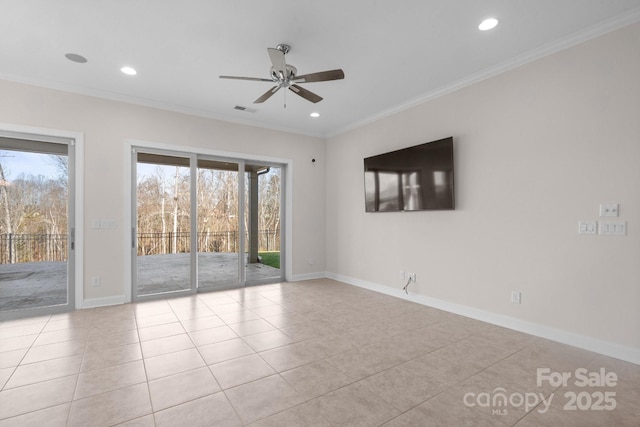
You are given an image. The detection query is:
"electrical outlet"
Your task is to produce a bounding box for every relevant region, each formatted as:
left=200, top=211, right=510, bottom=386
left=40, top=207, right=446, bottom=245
left=599, top=203, right=619, bottom=217
left=511, top=291, right=521, bottom=304
left=91, top=276, right=101, bottom=287
left=409, top=273, right=416, bottom=282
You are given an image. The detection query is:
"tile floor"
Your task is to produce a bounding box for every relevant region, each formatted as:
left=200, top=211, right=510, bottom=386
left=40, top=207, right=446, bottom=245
left=0, top=279, right=638, bottom=426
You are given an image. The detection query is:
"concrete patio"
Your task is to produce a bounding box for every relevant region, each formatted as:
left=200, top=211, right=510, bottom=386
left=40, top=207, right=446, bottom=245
left=0, top=253, right=281, bottom=311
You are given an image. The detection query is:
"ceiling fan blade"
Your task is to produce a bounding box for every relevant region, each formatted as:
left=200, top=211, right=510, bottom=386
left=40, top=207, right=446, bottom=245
left=293, top=69, right=345, bottom=83
left=254, top=86, right=280, bottom=103
left=267, top=48, right=288, bottom=78
left=219, top=75, right=273, bottom=82
left=289, top=84, right=323, bottom=103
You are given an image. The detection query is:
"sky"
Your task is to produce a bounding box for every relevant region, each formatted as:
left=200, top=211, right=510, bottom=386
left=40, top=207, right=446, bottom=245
left=0, top=149, right=64, bottom=180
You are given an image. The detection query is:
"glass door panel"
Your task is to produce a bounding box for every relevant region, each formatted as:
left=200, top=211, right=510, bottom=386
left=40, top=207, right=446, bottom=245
left=135, top=152, right=193, bottom=297
left=196, top=158, right=240, bottom=291
left=0, top=142, right=71, bottom=312
left=245, top=164, right=282, bottom=284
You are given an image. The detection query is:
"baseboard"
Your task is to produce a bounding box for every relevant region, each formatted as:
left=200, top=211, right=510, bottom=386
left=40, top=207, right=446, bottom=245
left=325, top=272, right=640, bottom=366
left=81, top=295, right=127, bottom=309
left=289, top=271, right=328, bottom=282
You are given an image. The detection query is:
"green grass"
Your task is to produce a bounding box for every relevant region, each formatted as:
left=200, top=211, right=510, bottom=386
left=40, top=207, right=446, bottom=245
left=259, top=251, right=280, bottom=269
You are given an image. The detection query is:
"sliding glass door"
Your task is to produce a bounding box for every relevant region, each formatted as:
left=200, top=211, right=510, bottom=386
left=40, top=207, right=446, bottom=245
left=134, top=151, right=196, bottom=299
left=132, top=147, right=284, bottom=300
left=245, top=163, right=282, bottom=284
left=0, top=137, right=75, bottom=316
left=197, top=158, right=241, bottom=291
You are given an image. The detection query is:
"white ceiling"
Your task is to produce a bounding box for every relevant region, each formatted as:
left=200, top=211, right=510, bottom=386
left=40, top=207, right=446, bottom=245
left=1, top=1, right=639, bottom=138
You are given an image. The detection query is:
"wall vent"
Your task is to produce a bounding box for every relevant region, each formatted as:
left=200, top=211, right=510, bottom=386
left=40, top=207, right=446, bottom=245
left=234, top=105, right=256, bottom=113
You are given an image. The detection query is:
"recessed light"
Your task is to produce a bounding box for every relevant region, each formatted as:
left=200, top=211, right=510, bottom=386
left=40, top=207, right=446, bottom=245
left=479, top=18, right=499, bottom=31
left=121, top=66, right=137, bottom=76
left=65, top=53, right=87, bottom=63
left=310, top=112, right=320, bottom=118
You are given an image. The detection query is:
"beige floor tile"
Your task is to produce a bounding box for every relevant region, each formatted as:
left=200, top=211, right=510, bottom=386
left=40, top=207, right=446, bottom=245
left=134, top=301, right=173, bottom=318
left=360, top=354, right=477, bottom=412
left=89, top=318, right=138, bottom=335
left=140, top=333, right=194, bottom=358
left=249, top=401, right=332, bottom=427
left=515, top=403, right=639, bottom=427
left=173, top=307, right=215, bottom=321
left=0, top=375, right=77, bottom=419
left=86, top=329, right=140, bottom=351
left=21, top=339, right=85, bottom=364
left=148, top=366, right=220, bottom=411
left=135, top=312, right=179, bottom=329
left=75, top=359, right=147, bottom=399
left=430, top=335, right=517, bottom=371
left=1, top=334, right=38, bottom=353
left=211, top=302, right=245, bottom=314
left=68, top=382, right=152, bottom=427
left=382, top=389, right=502, bottom=427
left=225, top=374, right=305, bottom=424
left=312, top=381, right=400, bottom=426
left=179, top=315, right=225, bottom=332
left=242, top=329, right=294, bottom=352
left=262, top=312, right=309, bottom=329
left=502, top=339, right=598, bottom=374
left=0, top=348, right=27, bottom=369
left=154, top=392, right=242, bottom=427
left=199, top=337, right=256, bottom=365
left=199, top=295, right=238, bottom=307
left=0, top=367, right=12, bottom=389
left=210, top=354, right=276, bottom=389
left=188, top=325, right=238, bottom=346
left=281, top=360, right=358, bottom=399
left=228, top=318, right=276, bottom=337
left=32, top=328, right=89, bottom=346
left=114, top=414, right=156, bottom=427
left=239, top=297, right=276, bottom=309
left=3, top=280, right=640, bottom=426
left=0, top=323, right=44, bottom=339
left=216, top=309, right=261, bottom=324
left=5, top=354, right=82, bottom=389
left=42, top=318, right=90, bottom=333
left=250, top=304, right=290, bottom=318
left=259, top=341, right=324, bottom=372
left=144, top=348, right=205, bottom=380
left=138, top=321, right=185, bottom=342
left=0, top=403, right=70, bottom=427
left=81, top=342, right=142, bottom=371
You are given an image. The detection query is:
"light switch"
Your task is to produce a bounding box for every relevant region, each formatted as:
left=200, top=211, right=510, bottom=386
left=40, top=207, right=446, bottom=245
left=578, top=221, right=597, bottom=235
left=599, top=221, right=626, bottom=236
left=100, top=219, right=117, bottom=229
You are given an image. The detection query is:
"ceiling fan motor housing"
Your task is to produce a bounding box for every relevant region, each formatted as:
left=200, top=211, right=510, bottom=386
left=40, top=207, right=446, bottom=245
left=271, top=65, right=297, bottom=85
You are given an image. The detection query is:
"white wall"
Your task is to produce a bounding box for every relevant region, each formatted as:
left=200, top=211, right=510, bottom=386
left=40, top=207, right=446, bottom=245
left=0, top=80, right=327, bottom=302
left=326, top=23, right=640, bottom=361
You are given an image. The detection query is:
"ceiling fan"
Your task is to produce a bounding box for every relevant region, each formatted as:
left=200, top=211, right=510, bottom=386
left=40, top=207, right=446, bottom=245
left=219, top=44, right=344, bottom=105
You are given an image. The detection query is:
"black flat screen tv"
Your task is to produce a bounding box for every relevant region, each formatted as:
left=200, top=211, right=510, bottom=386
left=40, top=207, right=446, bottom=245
left=364, top=137, right=454, bottom=212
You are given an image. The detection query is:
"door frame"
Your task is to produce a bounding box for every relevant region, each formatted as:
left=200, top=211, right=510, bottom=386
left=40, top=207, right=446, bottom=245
left=0, top=122, right=84, bottom=318
left=124, top=138, right=292, bottom=303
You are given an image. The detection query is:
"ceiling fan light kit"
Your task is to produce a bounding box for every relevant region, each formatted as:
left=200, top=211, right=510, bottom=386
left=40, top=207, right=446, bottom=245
left=220, top=43, right=345, bottom=106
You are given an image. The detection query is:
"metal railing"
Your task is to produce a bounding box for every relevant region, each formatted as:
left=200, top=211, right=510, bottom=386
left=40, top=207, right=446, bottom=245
left=0, top=230, right=280, bottom=263
left=0, top=233, right=68, bottom=264
left=137, top=230, right=280, bottom=256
